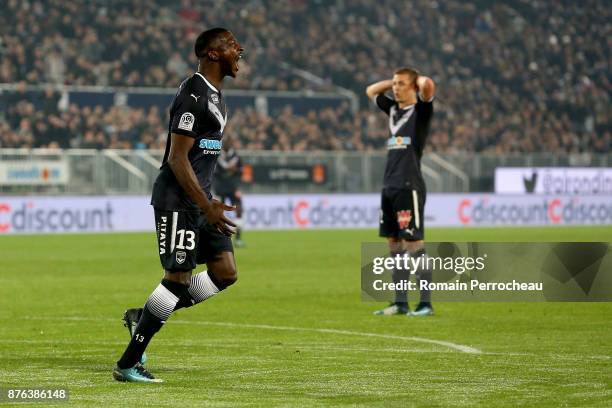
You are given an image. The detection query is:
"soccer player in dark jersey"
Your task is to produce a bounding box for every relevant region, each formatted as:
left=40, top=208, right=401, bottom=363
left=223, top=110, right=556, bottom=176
left=213, top=137, right=246, bottom=247
left=366, top=67, right=436, bottom=317
left=112, top=27, right=244, bottom=383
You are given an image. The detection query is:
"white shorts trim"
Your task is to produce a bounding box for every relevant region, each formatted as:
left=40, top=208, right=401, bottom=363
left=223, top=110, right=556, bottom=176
left=412, top=190, right=420, bottom=229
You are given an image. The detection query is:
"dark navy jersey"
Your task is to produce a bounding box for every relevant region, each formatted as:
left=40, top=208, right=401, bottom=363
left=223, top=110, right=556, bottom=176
left=376, top=93, right=433, bottom=191
left=213, top=148, right=242, bottom=194
left=151, top=72, right=228, bottom=211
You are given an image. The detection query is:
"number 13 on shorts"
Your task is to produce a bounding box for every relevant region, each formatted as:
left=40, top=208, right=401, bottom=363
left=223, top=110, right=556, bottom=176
left=175, top=229, right=195, bottom=250
left=154, top=209, right=199, bottom=271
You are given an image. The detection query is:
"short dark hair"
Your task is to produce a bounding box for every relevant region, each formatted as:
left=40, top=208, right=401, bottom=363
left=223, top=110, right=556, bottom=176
left=194, top=27, right=229, bottom=58
left=394, top=67, right=420, bottom=84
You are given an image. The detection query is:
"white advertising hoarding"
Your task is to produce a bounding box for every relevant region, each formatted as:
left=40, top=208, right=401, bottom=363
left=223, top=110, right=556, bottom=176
left=0, top=196, right=152, bottom=234
left=1, top=194, right=611, bottom=234
left=495, top=167, right=612, bottom=194
left=0, top=161, right=70, bottom=185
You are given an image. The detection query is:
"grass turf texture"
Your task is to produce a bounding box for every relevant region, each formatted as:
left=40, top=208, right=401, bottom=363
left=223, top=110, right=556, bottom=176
left=0, top=227, right=611, bottom=407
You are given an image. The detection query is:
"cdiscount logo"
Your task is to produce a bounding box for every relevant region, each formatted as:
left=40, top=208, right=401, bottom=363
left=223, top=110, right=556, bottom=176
left=458, top=197, right=612, bottom=225
left=243, top=199, right=379, bottom=228
left=0, top=202, right=115, bottom=233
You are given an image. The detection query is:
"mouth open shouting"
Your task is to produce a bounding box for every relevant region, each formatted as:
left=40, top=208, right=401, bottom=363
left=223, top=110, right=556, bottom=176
left=232, top=51, right=243, bottom=75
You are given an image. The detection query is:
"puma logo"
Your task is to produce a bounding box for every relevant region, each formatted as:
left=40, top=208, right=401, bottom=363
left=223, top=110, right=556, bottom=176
left=190, top=94, right=200, bottom=102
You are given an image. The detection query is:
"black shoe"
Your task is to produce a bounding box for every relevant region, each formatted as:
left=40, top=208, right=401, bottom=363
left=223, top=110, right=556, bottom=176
left=123, top=308, right=142, bottom=336
left=112, top=363, right=163, bottom=383
left=134, top=363, right=156, bottom=380
left=122, top=308, right=147, bottom=364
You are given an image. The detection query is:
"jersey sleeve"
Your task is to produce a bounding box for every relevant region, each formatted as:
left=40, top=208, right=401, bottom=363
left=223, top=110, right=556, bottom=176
left=416, top=93, right=434, bottom=121
left=375, top=93, right=395, bottom=115
left=170, top=90, right=206, bottom=138
left=417, top=92, right=434, bottom=104
left=414, top=96, right=434, bottom=155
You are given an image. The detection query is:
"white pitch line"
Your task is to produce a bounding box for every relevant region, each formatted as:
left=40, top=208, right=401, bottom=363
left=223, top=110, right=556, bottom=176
left=171, top=320, right=482, bottom=354
left=21, top=316, right=482, bottom=354
left=0, top=339, right=457, bottom=355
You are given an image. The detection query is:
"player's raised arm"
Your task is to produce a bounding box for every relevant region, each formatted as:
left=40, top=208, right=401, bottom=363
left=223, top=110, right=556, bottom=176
left=366, top=79, right=393, bottom=101
left=168, top=133, right=236, bottom=235
left=416, top=75, right=436, bottom=102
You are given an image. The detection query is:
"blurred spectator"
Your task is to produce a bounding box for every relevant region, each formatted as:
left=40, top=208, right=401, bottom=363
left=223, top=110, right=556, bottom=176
left=1, top=97, right=609, bottom=153
left=0, top=0, right=609, bottom=153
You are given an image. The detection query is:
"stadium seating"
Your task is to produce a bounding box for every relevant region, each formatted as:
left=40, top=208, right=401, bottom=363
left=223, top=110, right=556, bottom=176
left=0, top=0, right=609, bottom=152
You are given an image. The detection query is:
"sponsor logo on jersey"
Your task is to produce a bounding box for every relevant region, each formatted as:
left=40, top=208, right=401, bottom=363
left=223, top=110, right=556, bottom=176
left=387, top=136, right=411, bottom=149
left=178, top=112, right=195, bottom=131
left=199, top=138, right=222, bottom=154
left=211, top=93, right=219, bottom=104
left=396, top=210, right=412, bottom=229
left=158, top=216, right=167, bottom=255
left=176, top=251, right=186, bottom=264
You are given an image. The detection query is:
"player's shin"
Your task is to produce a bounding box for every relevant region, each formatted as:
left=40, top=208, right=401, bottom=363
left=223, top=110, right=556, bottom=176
left=412, top=248, right=432, bottom=306
left=117, top=279, right=188, bottom=369
left=391, top=249, right=409, bottom=307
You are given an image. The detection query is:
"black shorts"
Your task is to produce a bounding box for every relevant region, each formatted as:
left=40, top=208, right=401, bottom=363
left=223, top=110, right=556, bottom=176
left=379, top=187, right=425, bottom=241
left=215, top=187, right=241, bottom=206
left=154, top=208, right=233, bottom=272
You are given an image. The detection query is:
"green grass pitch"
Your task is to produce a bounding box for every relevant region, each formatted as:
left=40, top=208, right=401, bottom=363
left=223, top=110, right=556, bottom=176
left=1, top=227, right=611, bottom=407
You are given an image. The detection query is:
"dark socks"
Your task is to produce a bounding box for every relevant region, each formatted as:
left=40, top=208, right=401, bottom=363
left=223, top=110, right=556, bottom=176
left=173, top=294, right=195, bottom=311
left=117, top=279, right=188, bottom=369
left=173, top=271, right=223, bottom=312
left=391, top=250, right=409, bottom=306
left=413, top=248, right=432, bottom=306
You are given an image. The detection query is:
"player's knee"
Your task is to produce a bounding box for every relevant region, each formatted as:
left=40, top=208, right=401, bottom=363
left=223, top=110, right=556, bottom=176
left=387, top=237, right=402, bottom=253
left=218, top=265, right=237, bottom=287
left=208, top=252, right=238, bottom=289
left=164, top=270, right=193, bottom=286
left=405, top=240, right=424, bottom=255
left=223, top=274, right=237, bottom=287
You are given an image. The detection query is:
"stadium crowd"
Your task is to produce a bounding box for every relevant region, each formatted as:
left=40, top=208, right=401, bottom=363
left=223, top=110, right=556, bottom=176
left=2, top=86, right=367, bottom=151
left=0, top=0, right=609, bottom=153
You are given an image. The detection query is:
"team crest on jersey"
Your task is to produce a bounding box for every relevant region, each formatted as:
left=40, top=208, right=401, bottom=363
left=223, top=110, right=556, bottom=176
left=176, top=251, right=187, bottom=264
left=397, top=210, right=412, bottom=230
left=211, top=93, right=219, bottom=104
left=178, top=112, right=195, bottom=131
